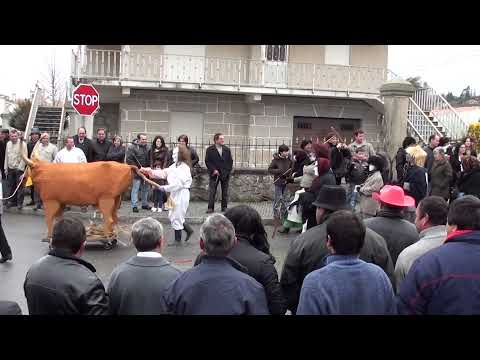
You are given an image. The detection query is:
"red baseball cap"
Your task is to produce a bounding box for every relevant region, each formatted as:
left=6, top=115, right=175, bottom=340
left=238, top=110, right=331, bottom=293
left=373, top=185, right=415, bottom=208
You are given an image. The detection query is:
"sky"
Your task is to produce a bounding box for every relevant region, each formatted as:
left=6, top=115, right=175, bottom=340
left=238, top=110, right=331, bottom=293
left=0, top=45, right=479, bottom=100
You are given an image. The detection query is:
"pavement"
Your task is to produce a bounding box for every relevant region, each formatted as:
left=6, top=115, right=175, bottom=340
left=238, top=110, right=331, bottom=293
left=0, top=212, right=297, bottom=315
left=5, top=200, right=276, bottom=225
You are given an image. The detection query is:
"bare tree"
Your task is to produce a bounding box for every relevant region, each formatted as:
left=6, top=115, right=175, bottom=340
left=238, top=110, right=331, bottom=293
left=41, top=52, right=65, bottom=107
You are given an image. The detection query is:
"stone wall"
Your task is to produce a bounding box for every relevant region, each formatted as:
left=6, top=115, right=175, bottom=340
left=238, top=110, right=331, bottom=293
left=115, top=89, right=383, bottom=167
left=121, top=168, right=275, bottom=203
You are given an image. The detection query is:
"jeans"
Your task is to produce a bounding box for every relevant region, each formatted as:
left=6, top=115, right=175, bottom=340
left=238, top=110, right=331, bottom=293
left=208, top=175, right=230, bottom=210
left=7, top=168, right=24, bottom=207
left=131, top=178, right=150, bottom=208
left=273, top=184, right=288, bottom=218
left=153, top=189, right=165, bottom=208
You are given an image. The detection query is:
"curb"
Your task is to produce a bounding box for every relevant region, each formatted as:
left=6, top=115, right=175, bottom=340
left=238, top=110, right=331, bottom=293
left=5, top=207, right=276, bottom=226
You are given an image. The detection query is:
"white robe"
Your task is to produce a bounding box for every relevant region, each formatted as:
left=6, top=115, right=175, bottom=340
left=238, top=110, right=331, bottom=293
left=152, top=162, right=192, bottom=230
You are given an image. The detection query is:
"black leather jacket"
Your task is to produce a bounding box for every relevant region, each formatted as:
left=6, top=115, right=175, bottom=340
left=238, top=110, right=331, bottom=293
left=24, top=249, right=109, bottom=315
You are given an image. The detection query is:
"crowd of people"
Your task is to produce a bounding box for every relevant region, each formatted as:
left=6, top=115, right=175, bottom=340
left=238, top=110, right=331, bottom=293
left=1, top=125, right=480, bottom=315
left=0, top=126, right=234, bottom=263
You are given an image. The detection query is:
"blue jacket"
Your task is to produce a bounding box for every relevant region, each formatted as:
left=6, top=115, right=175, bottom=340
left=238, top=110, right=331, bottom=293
left=297, top=255, right=396, bottom=315
left=163, top=256, right=269, bottom=315
left=397, top=230, right=480, bottom=315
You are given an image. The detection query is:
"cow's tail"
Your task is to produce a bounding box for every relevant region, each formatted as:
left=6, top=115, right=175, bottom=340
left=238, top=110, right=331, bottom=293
left=129, top=165, right=162, bottom=189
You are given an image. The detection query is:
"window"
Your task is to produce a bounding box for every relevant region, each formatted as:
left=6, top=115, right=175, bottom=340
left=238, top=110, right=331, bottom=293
left=297, top=121, right=312, bottom=129
left=266, top=45, right=288, bottom=62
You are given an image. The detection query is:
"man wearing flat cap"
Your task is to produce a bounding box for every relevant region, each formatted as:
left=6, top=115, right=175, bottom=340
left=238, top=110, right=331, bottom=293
left=280, top=185, right=394, bottom=314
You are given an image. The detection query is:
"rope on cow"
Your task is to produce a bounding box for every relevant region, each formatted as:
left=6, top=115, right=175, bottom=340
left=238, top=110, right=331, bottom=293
left=0, top=172, right=26, bottom=201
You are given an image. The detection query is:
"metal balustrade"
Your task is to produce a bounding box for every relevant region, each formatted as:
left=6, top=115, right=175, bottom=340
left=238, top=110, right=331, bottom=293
left=413, top=88, right=468, bottom=141
left=72, top=49, right=388, bottom=94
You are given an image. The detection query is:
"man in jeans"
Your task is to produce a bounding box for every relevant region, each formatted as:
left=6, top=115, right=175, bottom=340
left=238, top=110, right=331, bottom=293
left=268, top=144, right=293, bottom=220
left=127, top=133, right=151, bottom=213
left=4, top=129, right=27, bottom=210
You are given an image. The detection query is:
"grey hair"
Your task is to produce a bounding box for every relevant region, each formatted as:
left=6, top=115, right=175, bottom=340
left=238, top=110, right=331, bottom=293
left=131, top=217, right=164, bottom=252
left=433, top=147, right=445, bottom=156
left=200, top=214, right=236, bottom=256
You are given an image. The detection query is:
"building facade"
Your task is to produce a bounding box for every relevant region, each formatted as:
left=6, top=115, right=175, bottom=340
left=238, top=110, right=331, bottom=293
left=70, top=45, right=390, bottom=167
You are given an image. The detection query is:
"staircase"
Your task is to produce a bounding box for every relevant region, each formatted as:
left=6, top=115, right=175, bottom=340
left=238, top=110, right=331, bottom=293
left=33, top=106, right=64, bottom=144
left=24, top=84, right=66, bottom=146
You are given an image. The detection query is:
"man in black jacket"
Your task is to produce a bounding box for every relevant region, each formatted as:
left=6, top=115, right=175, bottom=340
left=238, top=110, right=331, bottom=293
left=108, top=217, right=181, bottom=315
left=205, top=133, right=233, bottom=213
left=73, top=126, right=93, bottom=162
left=91, top=128, right=112, bottom=162
left=24, top=217, right=109, bottom=315
left=126, top=133, right=151, bottom=212
left=280, top=185, right=394, bottom=314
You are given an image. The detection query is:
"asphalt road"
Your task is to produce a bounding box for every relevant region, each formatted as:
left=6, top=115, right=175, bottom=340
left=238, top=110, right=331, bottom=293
left=0, top=212, right=297, bottom=315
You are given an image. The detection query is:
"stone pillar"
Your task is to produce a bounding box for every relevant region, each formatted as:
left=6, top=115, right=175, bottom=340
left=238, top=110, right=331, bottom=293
left=379, top=79, right=415, bottom=171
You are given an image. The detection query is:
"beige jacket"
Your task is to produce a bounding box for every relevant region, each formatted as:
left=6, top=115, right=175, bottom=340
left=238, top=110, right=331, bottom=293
left=32, top=142, right=58, bottom=163
left=4, top=140, right=27, bottom=172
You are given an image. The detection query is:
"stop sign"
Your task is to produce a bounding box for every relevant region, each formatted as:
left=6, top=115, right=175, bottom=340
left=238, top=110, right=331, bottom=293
left=72, top=84, right=100, bottom=116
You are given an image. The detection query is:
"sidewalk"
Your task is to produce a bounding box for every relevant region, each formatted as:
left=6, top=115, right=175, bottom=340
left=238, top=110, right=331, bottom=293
left=6, top=200, right=276, bottom=225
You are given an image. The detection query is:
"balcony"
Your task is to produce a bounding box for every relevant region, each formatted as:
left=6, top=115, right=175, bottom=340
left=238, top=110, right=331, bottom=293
left=71, top=48, right=392, bottom=99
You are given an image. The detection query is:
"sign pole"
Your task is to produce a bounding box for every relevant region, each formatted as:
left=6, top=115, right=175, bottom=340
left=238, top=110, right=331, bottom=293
left=84, top=115, right=94, bottom=139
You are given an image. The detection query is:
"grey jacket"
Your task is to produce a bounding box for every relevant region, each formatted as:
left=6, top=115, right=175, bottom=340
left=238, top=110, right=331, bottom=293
left=108, top=255, right=181, bottom=315
left=395, top=225, right=447, bottom=291
left=360, top=171, right=384, bottom=217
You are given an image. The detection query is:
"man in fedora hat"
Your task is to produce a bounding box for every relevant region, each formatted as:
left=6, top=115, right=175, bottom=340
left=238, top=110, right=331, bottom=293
left=280, top=185, right=394, bottom=314
left=26, top=127, right=41, bottom=206
left=364, top=185, right=419, bottom=267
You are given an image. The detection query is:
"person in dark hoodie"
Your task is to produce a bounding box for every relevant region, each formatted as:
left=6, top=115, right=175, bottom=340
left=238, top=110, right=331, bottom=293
left=105, top=135, right=125, bottom=163
left=268, top=144, right=293, bottom=220
left=195, top=205, right=286, bottom=315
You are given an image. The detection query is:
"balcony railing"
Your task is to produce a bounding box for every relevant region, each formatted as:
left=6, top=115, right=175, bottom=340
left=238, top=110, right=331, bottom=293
left=72, top=49, right=389, bottom=95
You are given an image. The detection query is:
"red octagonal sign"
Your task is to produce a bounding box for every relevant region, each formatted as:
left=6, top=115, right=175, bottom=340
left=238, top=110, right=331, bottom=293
left=72, top=84, right=100, bottom=116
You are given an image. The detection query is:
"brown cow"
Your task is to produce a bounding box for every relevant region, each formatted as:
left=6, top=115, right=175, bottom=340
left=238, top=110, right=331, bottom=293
left=22, top=145, right=160, bottom=242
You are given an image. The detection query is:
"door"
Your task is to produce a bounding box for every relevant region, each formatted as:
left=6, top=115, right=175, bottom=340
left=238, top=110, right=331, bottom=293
left=324, top=45, right=350, bottom=66
left=163, top=45, right=206, bottom=83
left=292, top=116, right=360, bottom=150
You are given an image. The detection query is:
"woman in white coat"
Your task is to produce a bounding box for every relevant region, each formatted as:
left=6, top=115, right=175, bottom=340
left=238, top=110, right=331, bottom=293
left=141, top=144, right=194, bottom=244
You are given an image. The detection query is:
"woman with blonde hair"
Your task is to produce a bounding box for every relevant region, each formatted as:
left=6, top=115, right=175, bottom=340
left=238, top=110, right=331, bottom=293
left=140, top=144, right=194, bottom=244
left=403, top=145, right=428, bottom=206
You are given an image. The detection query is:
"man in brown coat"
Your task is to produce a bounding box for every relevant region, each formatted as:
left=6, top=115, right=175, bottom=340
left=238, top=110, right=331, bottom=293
left=430, top=148, right=453, bottom=201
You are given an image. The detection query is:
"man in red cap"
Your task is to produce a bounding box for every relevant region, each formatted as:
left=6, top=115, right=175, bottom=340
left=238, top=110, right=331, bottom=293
left=364, top=186, right=419, bottom=270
